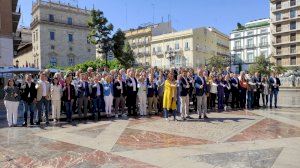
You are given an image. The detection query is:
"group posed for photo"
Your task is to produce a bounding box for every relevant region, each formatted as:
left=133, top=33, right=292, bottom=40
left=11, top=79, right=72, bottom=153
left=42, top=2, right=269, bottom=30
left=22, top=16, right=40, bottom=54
left=3, top=65, right=281, bottom=127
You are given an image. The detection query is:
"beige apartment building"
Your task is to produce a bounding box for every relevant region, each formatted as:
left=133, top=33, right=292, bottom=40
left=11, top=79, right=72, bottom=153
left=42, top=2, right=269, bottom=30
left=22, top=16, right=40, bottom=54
left=124, top=22, right=173, bottom=66
left=270, top=0, right=300, bottom=68
left=20, top=0, right=96, bottom=69
left=0, top=0, right=21, bottom=67
left=151, top=27, right=229, bottom=68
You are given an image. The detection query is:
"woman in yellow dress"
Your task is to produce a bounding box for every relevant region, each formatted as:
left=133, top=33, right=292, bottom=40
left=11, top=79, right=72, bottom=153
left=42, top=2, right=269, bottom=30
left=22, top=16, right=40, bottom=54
left=163, top=72, right=177, bottom=121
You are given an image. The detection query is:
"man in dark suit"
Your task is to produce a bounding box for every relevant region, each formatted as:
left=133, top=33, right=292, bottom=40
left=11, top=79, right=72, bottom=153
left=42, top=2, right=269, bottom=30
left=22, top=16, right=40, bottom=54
left=269, top=72, right=281, bottom=108
left=77, top=73, right=91, bottom=120
left=195, top=69, right=208, bottom=119
left=230, top=73, right=239, bottom=109
left=114, top=74, right=127, bottom=117
left=179, top=69, right=190, bottom=120
left=91, top=75, right=104, bottom=120
left=126, top=70, right=138, bottom=116
left=253, top=72, right=261, bottom=108
left=21, top=74, right=37, bottom=126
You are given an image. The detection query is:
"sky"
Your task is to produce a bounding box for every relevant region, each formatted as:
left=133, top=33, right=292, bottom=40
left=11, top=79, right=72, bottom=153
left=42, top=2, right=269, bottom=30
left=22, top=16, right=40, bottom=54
left=19, top=0, right=270, bottom=35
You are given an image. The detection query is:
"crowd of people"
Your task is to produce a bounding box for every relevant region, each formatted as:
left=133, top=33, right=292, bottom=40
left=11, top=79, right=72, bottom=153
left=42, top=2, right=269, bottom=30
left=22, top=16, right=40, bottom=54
left=3, top=66, right=281, bottom=127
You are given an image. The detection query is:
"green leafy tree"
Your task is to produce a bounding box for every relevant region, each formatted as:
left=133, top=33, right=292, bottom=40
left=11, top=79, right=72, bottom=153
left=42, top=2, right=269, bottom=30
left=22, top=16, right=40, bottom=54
left=67, top=59, right=123, bottom=72
left=273, top=65, right=287, bottom=75
left=248, top=55, right=274, bottom=76
left=87, top=9, right=114, bottom=65
left=112, top=29, right=134, bottom=68
left=208, top=55, right=229, bottom=71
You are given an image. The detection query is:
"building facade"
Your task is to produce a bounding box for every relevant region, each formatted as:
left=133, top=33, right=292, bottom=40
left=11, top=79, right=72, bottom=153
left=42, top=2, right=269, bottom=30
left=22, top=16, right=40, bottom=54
left=270, top=0, right=300, bottom=68
left=0, top=0, right=21, bottom=67
left=30, top=0, right=95, bottom=69
left=151, top=27, right=229, bottom=68
left=230, top=19, right=271, bottom=73
left=124, top=22, right=173, bottom=66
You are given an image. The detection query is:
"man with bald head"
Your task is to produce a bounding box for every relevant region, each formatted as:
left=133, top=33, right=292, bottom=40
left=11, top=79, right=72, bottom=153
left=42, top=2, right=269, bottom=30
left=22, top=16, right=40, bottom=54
left=195, top=69, right=208, bottom=119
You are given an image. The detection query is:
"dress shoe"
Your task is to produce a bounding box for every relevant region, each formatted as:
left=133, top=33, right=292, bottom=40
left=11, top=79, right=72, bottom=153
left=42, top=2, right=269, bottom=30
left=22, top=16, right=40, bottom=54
left=204, top=115, right=209, bottom=119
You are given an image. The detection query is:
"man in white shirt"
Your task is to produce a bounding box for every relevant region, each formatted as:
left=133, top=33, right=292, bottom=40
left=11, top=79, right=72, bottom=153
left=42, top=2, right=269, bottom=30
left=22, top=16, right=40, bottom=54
left=36, top=72, right=50, bottom=125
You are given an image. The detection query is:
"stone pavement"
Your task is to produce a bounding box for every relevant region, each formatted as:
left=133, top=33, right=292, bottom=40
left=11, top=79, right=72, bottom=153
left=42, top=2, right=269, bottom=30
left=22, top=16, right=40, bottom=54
left=0, top=107, right=300, bottom=168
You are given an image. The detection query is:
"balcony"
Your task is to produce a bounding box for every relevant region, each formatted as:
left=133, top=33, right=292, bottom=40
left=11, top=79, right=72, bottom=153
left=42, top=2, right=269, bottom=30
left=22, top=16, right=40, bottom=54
left=259, top=42, right=269, bottom=47
left=184, top=47, right=191, bottom=51
left=245, top=44, right=256, bottom=49
left=244, top=59, right=255, bottom=63
left=271, top=0, right=300, bottom=12
left=233, top=46, right=243, bottom=50
left=12, top=6, right=21, bottom=32
left=276, top=27, right=282, bottom=32
left=153, top=51, right=163, bottom=57
left=30, top=17, right=88, bottom=29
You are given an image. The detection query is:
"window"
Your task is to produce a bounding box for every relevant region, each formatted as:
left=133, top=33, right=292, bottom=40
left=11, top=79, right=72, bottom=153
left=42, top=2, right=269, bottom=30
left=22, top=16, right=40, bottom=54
left=157, top=46, right=162, bottom=52
left=175, top=43, right=179, bottom=50
left=234, top=33, right=241, bottom=38
left=67, top=17, right=72, bottom=25
left=276, top=1, right=281, bottom=9
left=260, top=29, right=267, bottom=34
left=50, top=56, right=57, bottom=66
left=68, top=57, right=75, bottom=66
left=276, top=46, right=282, bottom=55
left=33, top=33, right=36, bottom=42
left=50, top=45, right=55, bottom=50
left=50, top=31, right=55, bottom=40
left=276, top=24, right=282, bottom=32
left=290, top=9, right=296, bottom=18
left=261, top=50, right=268, bottom=57
left=276, top=36, right=281, bottom=43
left=234, top=40, right=241, bottom=49
left=290, top=21, right=296, bottom=30
left=277, top=58, right=282, bottom=66
left=87, top=48, right=91, bottom=52
left=246, top=38, right=254, bottom=48
left=291, top=0, right=296, bottom=6
left=152, top=47, right=156, bottom=53
left=290, top=56, right=296, bottom=65
left=49, top=14, right=54, bottom=22
left=276, top=13, right=281, bottom=21
left=260, top=36, right=268, bottom=46
left=290, top=33, right=296, bottom=41
left=69, top=47, right=73, bottom=51
left=68, top=34, right=73, bottom=42
left=247, top=52, right=254, bottom=63
left=36, top=30, right=38, bottom=41
left=185, top=42, right=189, bottom=50
left=247, top=31, right=254, bottom=36
left=290, top=44, right=296, bottom=53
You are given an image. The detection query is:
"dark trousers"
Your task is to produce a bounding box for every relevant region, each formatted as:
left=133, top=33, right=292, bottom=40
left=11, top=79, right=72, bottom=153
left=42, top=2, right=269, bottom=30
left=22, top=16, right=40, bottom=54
left=254, top=91, right=260, bottom=107
left=270, top=90, right=278, bottom=107
left=224, top=92, right=230, bottom=107
left=78, top=96, right=88, bottom=118
left=217, top=93, right=224, bottom=110
left=247, top=91, right=254, bottom=109
left=24, top=102, right=35, bottom=124
left=92, top=96, right=102, bottom=120
left=210, top=93, right=217, bottom=109
left=231, top=90, right=239, bottom=108
left=127, top=93, right=137, bottom=116
left=37, top=97, right=49, bottom=123
left=65, top=101, right=73, bottom=121
left=240, top=89, right=247, bottom=109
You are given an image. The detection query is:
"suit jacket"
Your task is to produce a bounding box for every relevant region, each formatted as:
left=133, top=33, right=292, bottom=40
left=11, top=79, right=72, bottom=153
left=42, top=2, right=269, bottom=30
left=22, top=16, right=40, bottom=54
left=126, top=77, right=138, bottom=95
left=195, top=76, right=207, bottom=96
left=230, top=77, right=239, bottom=92
left=269, top=77, right=281, bottom=91
left=147, top=81, right=158, bottom=97
left=180, top=77, right=189, bottom=97
left=62, top=84, right=76, bottom=102
left=36, top=80, right=51, bottom=101
left=77, top=80, right=91, bottom=97
left=91, top=82, right=104, bottom=99
left=21, top=82, right=37, bottom=103
left=113, top=80, right=127, bottom=97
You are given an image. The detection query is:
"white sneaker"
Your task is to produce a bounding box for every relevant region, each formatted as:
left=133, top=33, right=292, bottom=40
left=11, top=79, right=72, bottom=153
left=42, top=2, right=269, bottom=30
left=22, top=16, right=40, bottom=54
left=224, top=106, right=227, bottom=111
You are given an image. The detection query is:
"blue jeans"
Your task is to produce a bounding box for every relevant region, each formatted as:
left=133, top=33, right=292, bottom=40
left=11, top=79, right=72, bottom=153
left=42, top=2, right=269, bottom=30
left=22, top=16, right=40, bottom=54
left=24, top=102, right=35, bottom=124
left=92, top=96, right=102, bottom=119
left=65, top=101, right=73, bottom=121
left=247, top=91, right=254, bottom=109
left=270, top=90, right=279, bottom=107
left=37, top=97, right=49, bottom=123
left=163, top=108, right=168, bottom=118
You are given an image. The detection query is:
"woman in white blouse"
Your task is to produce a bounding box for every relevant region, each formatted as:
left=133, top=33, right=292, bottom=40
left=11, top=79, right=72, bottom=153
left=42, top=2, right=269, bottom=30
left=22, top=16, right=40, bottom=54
left=51, top=78, right=62, bottom=122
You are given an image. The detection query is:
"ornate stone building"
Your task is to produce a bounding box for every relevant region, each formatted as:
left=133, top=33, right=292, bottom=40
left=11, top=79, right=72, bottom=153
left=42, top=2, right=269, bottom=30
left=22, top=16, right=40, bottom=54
left=29, top=0, right=95, bottom=69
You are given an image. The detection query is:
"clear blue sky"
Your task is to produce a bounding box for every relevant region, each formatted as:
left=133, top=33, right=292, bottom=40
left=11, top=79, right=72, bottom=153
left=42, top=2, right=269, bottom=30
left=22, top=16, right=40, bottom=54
left=19, top=0, right=269, bottom=35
